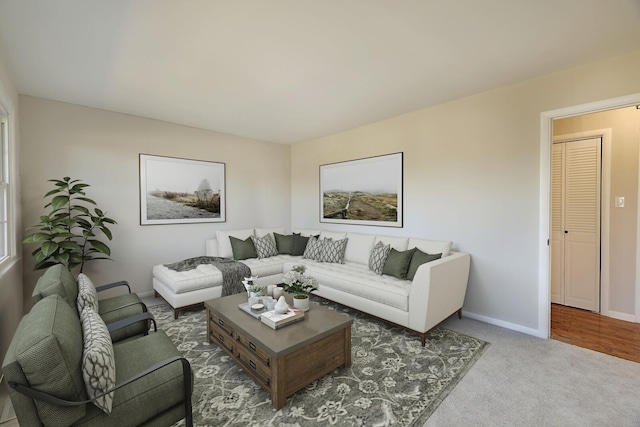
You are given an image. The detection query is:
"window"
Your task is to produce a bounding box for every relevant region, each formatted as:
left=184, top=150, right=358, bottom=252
left=0, top=110, right=9, bottom=262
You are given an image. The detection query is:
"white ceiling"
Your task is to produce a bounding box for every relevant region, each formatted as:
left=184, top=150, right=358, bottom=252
left=1, top=1, right=639, bottom=144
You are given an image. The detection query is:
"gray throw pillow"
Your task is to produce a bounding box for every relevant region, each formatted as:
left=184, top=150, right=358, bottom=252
left=292, top=233, right=310, bottom=256
left=303, top=236, right=325, bottom=261
left=229, top=236, right=258, bottom=260
left=369, top=241, right=391, bottom=275
left=274, top=233, right=293, bottom=255
left=382, top=248, right=416, bottom=279
left=251, top=234, right=278, bottom=259
left=320, top=238, right=349, bottom=263
left=406, top=249, right=442, bottom=281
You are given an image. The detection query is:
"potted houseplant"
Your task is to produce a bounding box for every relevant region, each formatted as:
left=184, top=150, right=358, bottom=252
left=282, top=264, right=318, bottom=311
left=248, top=284, right=265, bottom=297
left=22, top=177, right=117, bottom=273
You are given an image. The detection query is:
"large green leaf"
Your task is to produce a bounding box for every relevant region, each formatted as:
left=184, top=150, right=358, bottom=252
left=76, top=196, right=97, bottom=205
left=70, top=183, right=90, bottom=193
left=100, top=226, right=113, bottom=240
left=44, top=188, right=62, bottom=197
left=88, top=240, right=111, bottom=256
left=58, top=241, right=82, bottom=250
left=53, top=253, right=70, bottom=264
left=41, top=241, right=59, bottom=257
left=76, top=218, right=92, bottom=229
left=51, top=195, right=70, bottom=210
left=22, top=233, right=50, bottom=243
left=74, top=206, right=90, bottom=215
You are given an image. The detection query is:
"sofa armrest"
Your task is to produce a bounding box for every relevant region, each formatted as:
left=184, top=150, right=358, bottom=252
left=408, top=251, right=471, bottom=333
left=205, top=239, right=219, bottom=257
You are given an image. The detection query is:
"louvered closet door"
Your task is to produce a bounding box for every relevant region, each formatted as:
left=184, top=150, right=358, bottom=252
left=551, top=143, right=565, bottom=304
left=563, top=138, right=601, bottom=311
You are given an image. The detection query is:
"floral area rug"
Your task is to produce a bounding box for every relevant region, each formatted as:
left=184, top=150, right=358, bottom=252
left=150, top=297, right=488, bottom=427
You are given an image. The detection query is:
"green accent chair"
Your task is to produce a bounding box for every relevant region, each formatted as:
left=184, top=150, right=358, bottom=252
left=2, top=294, right=193, bottom=426
left=32, top=264, right=149, bottom=342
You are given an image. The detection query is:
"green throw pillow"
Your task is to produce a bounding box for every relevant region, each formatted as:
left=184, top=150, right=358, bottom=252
left=406, top=249, right=442, bottom=281
left=382, top=248, right=416, bottom=280
left=229, top=236, right=258, bottom=260
left=292, top=233, right=310, bottom=256
left=274, top=233, right=294, bottom=255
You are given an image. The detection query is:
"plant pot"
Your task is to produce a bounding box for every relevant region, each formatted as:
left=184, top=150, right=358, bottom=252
left=293, top=295, right=310, bottom=312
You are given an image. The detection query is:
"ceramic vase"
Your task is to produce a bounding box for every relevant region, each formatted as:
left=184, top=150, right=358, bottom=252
left=274, top=296, right=289, bottom=314
left=293, top=295, right=310, bottom=312
left=273, top=287, right=284, bottom=300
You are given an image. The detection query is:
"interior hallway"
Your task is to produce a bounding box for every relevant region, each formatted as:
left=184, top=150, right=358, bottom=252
left=551, top=303, right=640, bottom=363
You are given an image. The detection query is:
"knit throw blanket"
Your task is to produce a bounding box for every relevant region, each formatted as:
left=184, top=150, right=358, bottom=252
left=163, top=256, right=251, bottom=297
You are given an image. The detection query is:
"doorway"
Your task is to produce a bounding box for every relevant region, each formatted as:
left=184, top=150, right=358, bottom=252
left=539, top=94, right=640, bottom=340
left=546, top=105, right=640, bottom=359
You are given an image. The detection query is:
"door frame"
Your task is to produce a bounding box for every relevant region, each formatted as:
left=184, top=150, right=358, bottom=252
left=539, top=92, right=640, bottom=338
left=552, top=131, right=610, bottom=314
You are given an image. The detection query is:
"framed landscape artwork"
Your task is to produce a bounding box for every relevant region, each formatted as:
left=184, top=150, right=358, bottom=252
left=320, top=152, right=403, bottom=227
left=139, top=154, right=226, bottom=225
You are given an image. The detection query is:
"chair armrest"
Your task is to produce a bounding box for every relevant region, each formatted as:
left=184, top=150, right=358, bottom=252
left=100, top=301, right=148, bottom=315
left=8, top=356, right=193, bottom=426
left=96, top=280, right=131, bottom=294
left=107, top=312, right=157, bottom=334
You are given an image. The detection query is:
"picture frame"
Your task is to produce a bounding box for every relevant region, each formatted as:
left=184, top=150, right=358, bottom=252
left=320, top=152, right=403, bottom=227
left=139, top=154, right=226, bottom=225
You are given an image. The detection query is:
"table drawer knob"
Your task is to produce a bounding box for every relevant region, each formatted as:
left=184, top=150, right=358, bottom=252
left=249, top=342, right=256, bottom=351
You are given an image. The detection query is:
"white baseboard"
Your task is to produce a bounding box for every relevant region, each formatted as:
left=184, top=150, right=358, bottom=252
left=137, top=290, right=156, bottom=298
left=462, top=310, right=547, bottom=339
left=604, top=310, right=636, bottom=323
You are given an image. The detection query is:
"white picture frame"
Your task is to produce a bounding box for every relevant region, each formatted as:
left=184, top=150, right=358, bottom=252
left=320, top=152, right=403, bottom=227
left=139, top=154, right=226, bottom=225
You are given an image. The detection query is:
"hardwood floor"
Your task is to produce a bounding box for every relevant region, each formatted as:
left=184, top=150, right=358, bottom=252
left=551, top=303, right=640, bottom=363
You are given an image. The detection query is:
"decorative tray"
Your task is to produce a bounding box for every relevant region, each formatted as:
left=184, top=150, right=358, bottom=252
left=238, top=302, right=268, bottom=319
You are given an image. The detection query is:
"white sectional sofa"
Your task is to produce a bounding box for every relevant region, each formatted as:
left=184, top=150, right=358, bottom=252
left=153, top=227, right=471, bottom=345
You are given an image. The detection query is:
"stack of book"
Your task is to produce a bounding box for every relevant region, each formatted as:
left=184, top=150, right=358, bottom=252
left=260, top=307, right=304, bottom=329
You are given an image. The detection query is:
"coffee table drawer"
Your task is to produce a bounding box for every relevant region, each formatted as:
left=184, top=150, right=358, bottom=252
left=210, top=312, right=234, bottom=337
left=236, top=344, right=271, bottom=389
left=209, top=312, right=235, bottom=353
left=236, top=333, right=271, bottom=368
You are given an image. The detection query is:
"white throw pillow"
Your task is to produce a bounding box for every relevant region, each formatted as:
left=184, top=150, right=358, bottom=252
left=216, top=229, right=255, bottom=258
left=77, top=273, right=99, bottom=313
left=80, top=308, right=116, bottom=414
left=344, top=232, right=376, bottom=265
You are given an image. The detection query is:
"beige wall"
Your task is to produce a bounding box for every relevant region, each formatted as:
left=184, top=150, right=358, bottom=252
left=19, top=96, right=291, bottom=307
left=0, top=57, right=22, bottom=365
left=292, top=50, right=640, bottom=332
left=553, top=107, right=640, bottom=315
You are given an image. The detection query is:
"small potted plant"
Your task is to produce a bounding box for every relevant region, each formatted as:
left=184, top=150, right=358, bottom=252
left=248, top=284, right=265, bottom=297
left=282, top=265, right=318, bottom=311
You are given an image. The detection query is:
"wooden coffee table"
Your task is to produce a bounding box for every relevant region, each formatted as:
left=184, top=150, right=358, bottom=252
left=205, top=293, right=352, bottom=409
